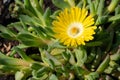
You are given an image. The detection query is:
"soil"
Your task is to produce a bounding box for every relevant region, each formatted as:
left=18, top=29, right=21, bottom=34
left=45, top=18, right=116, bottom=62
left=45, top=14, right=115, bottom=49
left=0, top=75, right=15, bottom=80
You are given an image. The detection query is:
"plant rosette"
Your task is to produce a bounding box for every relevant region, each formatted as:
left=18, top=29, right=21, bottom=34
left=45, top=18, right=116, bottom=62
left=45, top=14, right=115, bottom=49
left=0, top=0, right=120, bottom=80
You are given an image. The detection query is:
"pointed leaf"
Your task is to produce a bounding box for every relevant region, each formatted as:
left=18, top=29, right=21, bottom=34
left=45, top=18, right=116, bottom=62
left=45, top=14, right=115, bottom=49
left=52, top=0, right=70, bottom=9
left=0, top=33, right=16, bottom=40
left=49, top=74, right=58, bottom=80
left=75, top=47, right=87, bottom=66
left=0, top=25, right=16, bottom=37
left=17, top=33, right=47, bottom=47
left=13, top=47, right=33, bottom=62
left=15, top=71, right=24, bottom=80
left=43, top=7, right=52, bottom=26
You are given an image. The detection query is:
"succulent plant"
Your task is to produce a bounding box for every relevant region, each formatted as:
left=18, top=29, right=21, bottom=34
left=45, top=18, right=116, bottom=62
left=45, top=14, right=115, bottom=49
left=0, top=0, right=120, bottom=80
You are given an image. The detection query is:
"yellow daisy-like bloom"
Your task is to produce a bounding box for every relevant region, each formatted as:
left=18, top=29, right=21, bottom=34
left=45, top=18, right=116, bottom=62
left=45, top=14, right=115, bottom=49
left=52, top=7, right=97, bottom=47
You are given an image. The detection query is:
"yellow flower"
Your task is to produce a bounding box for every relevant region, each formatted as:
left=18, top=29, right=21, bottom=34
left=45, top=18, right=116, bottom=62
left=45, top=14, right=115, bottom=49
left=52, top=7, right=97, bottom=47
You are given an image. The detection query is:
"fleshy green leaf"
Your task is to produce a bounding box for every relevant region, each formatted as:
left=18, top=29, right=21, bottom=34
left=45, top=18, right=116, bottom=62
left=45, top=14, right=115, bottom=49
left=49, top=74, right=58, bottom=80
left=107, top=0, right=120, bottom=13
left=97, top=0, right=105, bottom=16
left=8, top=22, right=26, bottom=32
left=19, top=15, right=44, bottom=27
left=24, top=0, right=37, bottom=16
left=52, top=0, right=70, bottom=9
left=62, top=49, right=70, bottom=61
left=74, top=47, right=87, bottom=66
left=85, top=48, right=96, bottom=63
left=13, top=47, right=33, bottom=62
left=50, top=10, right=61, bottom=19
left=30, top=25, right=47, bottom=39
left=43, top=7, right=52, bottom=26
left=0, top=33, right=16, bottom=40
left=30, top=62, right=43, bottom=70
left=73, top=66, right=89, bottom=76
left=0, top=52, right=30, bottom=67
left=32, top=67, right=48, bottom=79
left=0, top=25, right=17, bottom=39
left=110, top=49, right=120, bottom=61
left=95, top=16, right=108, bottom=25
left=108, top=14, right=120, bottom=22
left=87, top=0, right=95, bottom=16
left=17, top=33, right=47, bottom=47
left=40, top=50, right=62, bottom=66
left=96, top=55, right=110, bottom=73
left=15, top=71, right=24, bottom=80
left=30, top=0, right=43, bottom=14
left=84, top=72, right=99, bottom=80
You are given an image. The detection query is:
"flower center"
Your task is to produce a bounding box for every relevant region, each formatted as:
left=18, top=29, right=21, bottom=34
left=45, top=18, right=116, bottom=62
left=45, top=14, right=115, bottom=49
left=70, top=27, right=79, bottom=36
left=67, top=23, right=83, bottom=38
